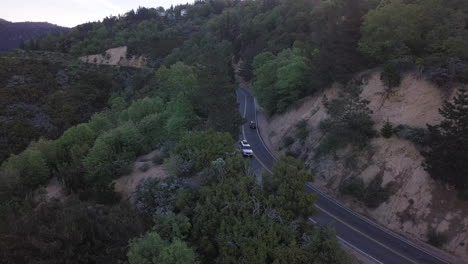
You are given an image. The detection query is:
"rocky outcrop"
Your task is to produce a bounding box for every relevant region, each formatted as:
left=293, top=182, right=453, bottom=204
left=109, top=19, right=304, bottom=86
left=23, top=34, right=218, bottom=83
left=79, top=46, right=147, bottom=68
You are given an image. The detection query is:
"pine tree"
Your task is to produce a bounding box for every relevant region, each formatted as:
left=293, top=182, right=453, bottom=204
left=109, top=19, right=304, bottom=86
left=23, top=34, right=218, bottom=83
left=423, top=87, right=468, bottom=190
left=381, top=120, right=394, bottom=138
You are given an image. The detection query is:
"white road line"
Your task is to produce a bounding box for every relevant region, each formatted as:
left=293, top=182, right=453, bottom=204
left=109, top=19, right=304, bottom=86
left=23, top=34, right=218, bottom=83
left=244, top=88, right=449, bottom=264
left=306, top=183, right=450, bottom=264
left=316, top=204, right=417, bottom=264
left=337, top=236, right=384, bottom=264
left=252, top=97, right=277, bottom=161
left=243, top=90, right=383, bottom=264
left=308, top=217, right=383, bottom=264
left=238, top=88, right=450, bottom=264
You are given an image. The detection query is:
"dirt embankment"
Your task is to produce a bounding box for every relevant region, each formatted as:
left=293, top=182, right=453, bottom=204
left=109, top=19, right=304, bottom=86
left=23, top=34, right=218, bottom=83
left=40, top=150, right=167, bottom=204
left=79, top=46, right=147, bottom=68
left=256, top=72, right=468, bottom=260
left=113, top=150, right=168, bottom=202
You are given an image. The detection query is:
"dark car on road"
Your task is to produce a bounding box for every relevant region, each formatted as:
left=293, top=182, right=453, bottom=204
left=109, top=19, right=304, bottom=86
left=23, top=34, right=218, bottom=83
left=249, top=121, right=256, bottom=129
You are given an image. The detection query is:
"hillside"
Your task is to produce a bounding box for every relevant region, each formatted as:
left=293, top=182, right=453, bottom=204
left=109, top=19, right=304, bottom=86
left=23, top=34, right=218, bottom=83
left=0, top=19, right=68, bottom=52
left=0, top=50, right=149, bottom=163
left=256, top=71, right=468, bottom=258
left=1, top=0, right=468, bottom=263
left=79, top=46, right=147, bottom=68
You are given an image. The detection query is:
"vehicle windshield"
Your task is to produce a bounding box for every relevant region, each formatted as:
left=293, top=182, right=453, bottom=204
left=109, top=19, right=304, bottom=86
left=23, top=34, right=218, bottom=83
left=243, top=145, right=252, bottom=150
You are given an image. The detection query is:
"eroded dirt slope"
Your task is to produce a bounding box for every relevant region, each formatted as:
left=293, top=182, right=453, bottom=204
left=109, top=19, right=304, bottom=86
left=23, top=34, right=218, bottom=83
left=257, top=72, right=468, bottom=259
left=79, top=46, right=147, bottom=68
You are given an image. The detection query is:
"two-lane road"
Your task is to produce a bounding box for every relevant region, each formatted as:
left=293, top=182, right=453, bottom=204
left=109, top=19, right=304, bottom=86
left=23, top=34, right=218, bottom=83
left=237, top=87, right=450, bottom=264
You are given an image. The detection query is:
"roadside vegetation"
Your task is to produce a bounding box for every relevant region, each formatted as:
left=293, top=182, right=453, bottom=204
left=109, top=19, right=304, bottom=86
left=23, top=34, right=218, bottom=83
left=1, top=0, right=468, bottom=262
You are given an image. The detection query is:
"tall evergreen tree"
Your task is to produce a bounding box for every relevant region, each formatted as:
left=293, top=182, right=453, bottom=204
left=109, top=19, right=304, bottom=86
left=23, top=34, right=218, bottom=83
left=423, top=88, right=468, bottom=189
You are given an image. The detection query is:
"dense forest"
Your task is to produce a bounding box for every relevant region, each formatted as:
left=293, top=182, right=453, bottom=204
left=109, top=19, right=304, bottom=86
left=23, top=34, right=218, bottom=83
left=0, top=19, right=69, bottom=52
left=1, top=0, right=468, bottom=262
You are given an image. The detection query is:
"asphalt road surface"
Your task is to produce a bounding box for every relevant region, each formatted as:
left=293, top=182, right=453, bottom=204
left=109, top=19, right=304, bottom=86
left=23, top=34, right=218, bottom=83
left=237, top=86, right=450, bottom=264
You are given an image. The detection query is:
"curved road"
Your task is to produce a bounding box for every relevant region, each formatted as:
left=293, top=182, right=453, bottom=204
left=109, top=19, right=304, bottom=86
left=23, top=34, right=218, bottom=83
left=237, top=87, right=450, bottom=264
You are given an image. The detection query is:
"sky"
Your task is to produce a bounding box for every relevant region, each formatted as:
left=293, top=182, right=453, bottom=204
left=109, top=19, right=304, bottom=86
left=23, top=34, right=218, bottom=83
left=1, top=0, right=193, bottom=27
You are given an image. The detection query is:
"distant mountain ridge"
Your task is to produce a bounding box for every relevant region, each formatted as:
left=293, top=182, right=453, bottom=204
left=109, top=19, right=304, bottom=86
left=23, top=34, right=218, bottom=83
left=0, top=19, right=69, bottom=52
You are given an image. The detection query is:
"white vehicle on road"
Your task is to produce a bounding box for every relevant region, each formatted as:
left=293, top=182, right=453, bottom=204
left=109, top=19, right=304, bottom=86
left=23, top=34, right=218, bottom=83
left=239, top=140, right=253, bottom=157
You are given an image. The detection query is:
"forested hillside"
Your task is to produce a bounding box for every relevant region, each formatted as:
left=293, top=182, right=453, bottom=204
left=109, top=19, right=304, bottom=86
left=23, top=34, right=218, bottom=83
left=0, top=19, right=68, bottom=52
left=1, top=0, right=468, bottom=262
left=0, top=50, right=149, bottom=163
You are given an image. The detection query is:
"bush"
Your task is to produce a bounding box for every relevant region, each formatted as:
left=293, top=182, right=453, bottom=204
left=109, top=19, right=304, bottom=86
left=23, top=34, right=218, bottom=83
left=457, top=189, right=468, bottom=201
left=135, top=177, right=184, bottom=215
left=0, top=199, right=146, bottom=263
left=426, top=229, right=448, bottom=248
left=381, top=120, right=394, bottom=138
left=165, top=155, right=194, bottom=178
left=423, top=58, right=468, bottom=86
left=319, top=84, right=376, bottom=154
left=121, top=97, right=165, bottom=123
left=152, top=213, right=191, bottom=241
left=363, top=176, right=392, bottom=209
left=139, top=163, right=150, bottom=172
left=282, top=136, right=295, bottom=148
left=395, top=125, right=430, bottom=145
left=380, top=63, right=401, bottom=89
left=340, top=176, right=393, bottom=209
left=295, top=119, right=309, bottom=142
left=127, top=232, right=196, bottom=264
left=137, top=113, right=167, bottom=149
left=0, top=148, right=50, bottom=194
left=84, top=122, right=145, bottom=184
left=175, top=130, right=234, bottom=172
left=339, top=177, right=365, bottom=200
left=152, top=154, right=164, bottom=165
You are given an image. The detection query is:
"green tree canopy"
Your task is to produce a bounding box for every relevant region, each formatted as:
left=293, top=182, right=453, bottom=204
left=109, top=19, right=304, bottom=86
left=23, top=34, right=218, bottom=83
left=423, top=87, right=468, bottom=190
left=121, top=97, right=165, bottom=123
left=84, top=122, right=145, bottom=184
left=319, top=84, right=376, bottom=154
left=264, top=156, right=316, bottom=221
left=252, top=48, right=311, bottom=114
left=127, top=232, right=196, bottom=264
left=155, top=62, right=199, bottom=101
left=175, top=130, right=234, bottom=172
left=359, top=0, right=468, bottom=62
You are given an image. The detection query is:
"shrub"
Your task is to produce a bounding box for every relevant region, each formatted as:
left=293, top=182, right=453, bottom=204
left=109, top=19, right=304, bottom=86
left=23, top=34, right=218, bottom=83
left=175, top=130, right=234, bottom=172
left=395, top=125, right=430, bottom=145
left=152, top=154, right=164, bottom=165
left=380, top=63, right=401, bottom=89
left=282, top=136, right=295, bottom=148
left=457, top=189, right=468, bottom=201
left=152, top=213, right=191, bottom=241
left=121, top=97, right=165, bottom=123
left=137, top=113, right=167, bottom=149
left=295, top=119, right=309, bottom=142
left=426, top=229, right=448, bottom=248
left=423, top=58, right=468, bottom=86
left=139, top=163, right=150, bottom=172
left=54, top=124, right=96, bottom=165
left=381, top=120, right=394, bottom=138
left=135, top=177, right=184, bottom=215
left=88, top=111, right=115, bottom=135
left=84, top=122, right=145, bottom=184
left=319, top=84, right=376, bottom=154
left=422, top=88, right=468, bottom=190
left=339, top=177, right=365, bottom=200
left=363, top=176, right=392, bottom=209
left=165, top=155, right=194, bottom=178
left=127, top=232, right=195, bottom=264
left=339, top=176, right=393, bottom=209
left=0, top=148, right=50, bottom=194
left=426, top=67, right=451, bottom=87
left=0, top=199, right=146, bottom=263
